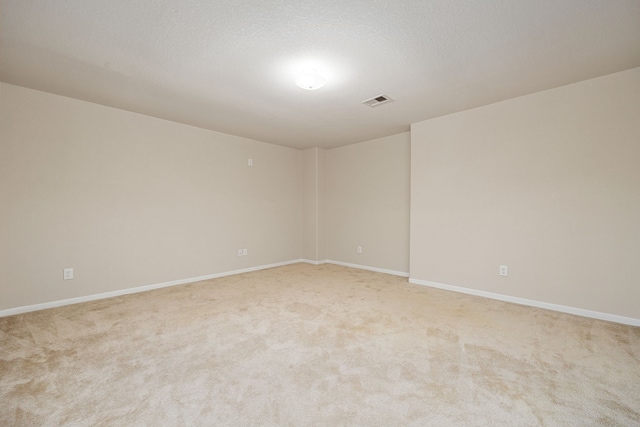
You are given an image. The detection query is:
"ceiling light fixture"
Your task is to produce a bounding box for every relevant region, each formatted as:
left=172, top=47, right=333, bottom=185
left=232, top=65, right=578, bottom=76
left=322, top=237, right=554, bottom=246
left=295, top=69, right=326, bottom=90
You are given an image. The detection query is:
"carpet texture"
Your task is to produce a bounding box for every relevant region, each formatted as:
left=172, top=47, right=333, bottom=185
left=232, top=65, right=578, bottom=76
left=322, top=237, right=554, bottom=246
left=1, top=263, right=639, bottom=426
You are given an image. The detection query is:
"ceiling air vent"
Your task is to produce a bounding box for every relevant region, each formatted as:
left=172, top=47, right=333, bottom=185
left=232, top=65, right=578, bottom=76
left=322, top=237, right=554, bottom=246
left=362, top=94, right=394, bottom=107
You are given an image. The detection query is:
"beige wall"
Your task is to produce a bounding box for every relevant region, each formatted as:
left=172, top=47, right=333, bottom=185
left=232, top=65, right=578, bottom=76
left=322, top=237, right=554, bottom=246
left=410, top=67, right=640, bottom=319
left=318, top=148, right=327, bottom=261
left=327, top=133, right=411, bottom=273
left=0, top=83, right=302, bottom=310
left=301, top=147, right=327, bottom=262
left=5, top=66, right=638, bottom=320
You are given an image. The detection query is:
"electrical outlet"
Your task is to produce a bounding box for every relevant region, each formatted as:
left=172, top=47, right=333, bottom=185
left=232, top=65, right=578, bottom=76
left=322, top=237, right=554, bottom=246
left=499, top=265, right=508, bottom=276
left=248, top=158, right=253, bottom=167
left=357, top=246, right=362, bottom=254
left=237, top=249, right=243, bottom=257
left=242, top=248, right=248, bottom=256
left=63, top=268, right=74, bottom=280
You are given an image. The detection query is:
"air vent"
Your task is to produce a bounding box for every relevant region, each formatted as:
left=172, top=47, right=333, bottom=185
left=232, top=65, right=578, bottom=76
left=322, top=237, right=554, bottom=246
left=362, top=94, right=394, bottom=107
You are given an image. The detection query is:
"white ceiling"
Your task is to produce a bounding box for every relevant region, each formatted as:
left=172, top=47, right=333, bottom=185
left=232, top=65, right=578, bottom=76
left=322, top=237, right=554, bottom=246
left=2, top=1, right=640, bottom=150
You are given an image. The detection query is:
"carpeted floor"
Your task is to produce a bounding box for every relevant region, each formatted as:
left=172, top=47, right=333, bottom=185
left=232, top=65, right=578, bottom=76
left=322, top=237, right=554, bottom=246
left=1, top=263, right=639, bottom=426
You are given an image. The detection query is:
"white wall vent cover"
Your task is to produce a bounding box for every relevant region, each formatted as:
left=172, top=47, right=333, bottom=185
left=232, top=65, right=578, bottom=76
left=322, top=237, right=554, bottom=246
left=362, top=94, right=394, bottom=107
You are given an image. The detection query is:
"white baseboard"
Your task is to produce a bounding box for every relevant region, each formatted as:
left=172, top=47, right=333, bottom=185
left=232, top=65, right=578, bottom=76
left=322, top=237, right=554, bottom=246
left=409, top=278, right=640, bottom=327
left=11, top=262, right=630, bottom=326
left=300, top=259, right=409, bottom=278
left=327, top=260, right=409, bottom=278
left=300, top=259, right=329, bottom=265
left=0, top=259, right=302, bottom=318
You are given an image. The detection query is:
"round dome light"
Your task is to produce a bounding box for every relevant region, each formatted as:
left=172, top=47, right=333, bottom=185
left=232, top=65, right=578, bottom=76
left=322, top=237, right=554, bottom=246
left=295, top=69, right=326, bottom=90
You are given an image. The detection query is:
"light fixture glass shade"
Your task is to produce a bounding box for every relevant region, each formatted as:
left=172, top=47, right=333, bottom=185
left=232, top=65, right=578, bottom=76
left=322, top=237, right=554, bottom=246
left=295, top=69, right=326, bottom=90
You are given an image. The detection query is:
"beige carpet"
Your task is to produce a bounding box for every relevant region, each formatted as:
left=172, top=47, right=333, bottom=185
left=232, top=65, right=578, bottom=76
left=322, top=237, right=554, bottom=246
left=1, top=263, right=639, bottom=426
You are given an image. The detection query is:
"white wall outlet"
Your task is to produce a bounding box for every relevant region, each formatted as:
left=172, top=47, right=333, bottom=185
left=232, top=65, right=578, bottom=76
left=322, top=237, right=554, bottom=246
left=242, top=248, right=248, bottom=256
left=237, top=249, right=243, bottom=257
left=63, top=268, right=74, bottom=280
left=357, top=246, right=362, bottom=254
left=248, top=158, right=253, bottom=167
left=499, top=265, right=508, bottom=276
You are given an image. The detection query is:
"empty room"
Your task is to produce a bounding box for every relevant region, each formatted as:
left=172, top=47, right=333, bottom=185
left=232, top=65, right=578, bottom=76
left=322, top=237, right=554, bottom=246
left=1, top=1, right=639, bottom=425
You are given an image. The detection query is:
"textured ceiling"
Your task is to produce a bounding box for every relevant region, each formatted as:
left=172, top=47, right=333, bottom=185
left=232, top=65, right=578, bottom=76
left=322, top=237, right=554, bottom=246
left=2, top=0, right=640, bottom=150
